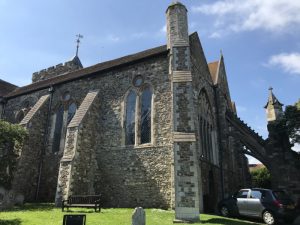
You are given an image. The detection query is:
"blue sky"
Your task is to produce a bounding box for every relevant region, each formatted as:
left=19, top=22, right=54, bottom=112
left=1, top=0, right=299, bottom=163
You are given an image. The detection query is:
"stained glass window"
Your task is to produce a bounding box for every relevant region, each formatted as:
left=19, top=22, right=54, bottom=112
left=141, top=88, right=152, bottom=144
left=67, top=103, right=77, bottom=124
left=52, top=105, right=64, bottom=152
left=125, top=91, right=136, bottom=145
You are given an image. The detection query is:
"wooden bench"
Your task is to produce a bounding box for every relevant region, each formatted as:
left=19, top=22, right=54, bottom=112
left=62, top=195, right=101, bottom=212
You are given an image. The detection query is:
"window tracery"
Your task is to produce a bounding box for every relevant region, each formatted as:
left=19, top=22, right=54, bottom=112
left=198, top=91, right=218, bottom=164
left=124, top=77, right=153, bottom=146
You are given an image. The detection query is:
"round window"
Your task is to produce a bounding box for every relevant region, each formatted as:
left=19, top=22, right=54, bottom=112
left=133, top=75, right=144, bottom=87
left=63, top=92, right=71, bottom=101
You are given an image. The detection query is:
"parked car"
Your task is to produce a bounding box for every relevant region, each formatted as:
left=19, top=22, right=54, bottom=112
left=218, top=188, right=298, bottom=224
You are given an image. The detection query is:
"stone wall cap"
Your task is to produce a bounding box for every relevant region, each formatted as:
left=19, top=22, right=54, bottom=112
left=166, top=1, right=187, bottom=13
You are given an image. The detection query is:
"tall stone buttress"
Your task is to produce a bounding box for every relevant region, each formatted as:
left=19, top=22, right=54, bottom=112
left=167, top=2, right=200, bottom=221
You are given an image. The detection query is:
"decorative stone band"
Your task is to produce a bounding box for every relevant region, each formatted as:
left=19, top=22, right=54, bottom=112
left=172, top=71, right=192, bottom=82
left=173, top=39, right=189, bottom=47
left=19, top=94, right=50, bottom=126
left=173, top=132, right=196, bottom=142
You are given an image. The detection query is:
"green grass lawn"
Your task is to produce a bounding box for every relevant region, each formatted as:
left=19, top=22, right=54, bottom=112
left=0, top=204, right=264, bottom=225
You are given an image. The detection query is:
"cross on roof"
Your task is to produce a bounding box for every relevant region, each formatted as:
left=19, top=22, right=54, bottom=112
left=75, top=34, right=83, bottom=57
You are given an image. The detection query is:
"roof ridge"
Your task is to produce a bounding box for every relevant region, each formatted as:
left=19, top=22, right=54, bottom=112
left=5, top=45, right=168, bottom=98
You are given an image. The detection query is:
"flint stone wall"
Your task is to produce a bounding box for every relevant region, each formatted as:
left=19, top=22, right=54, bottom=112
left=3, top=53, right=173, bottom=208
left=10, top=96, right=49, bottom=201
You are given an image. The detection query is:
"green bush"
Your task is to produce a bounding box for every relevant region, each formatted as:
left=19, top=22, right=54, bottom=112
left=251, top=167, right=271, bottom=189
left=0, top=120, right=28, bottom=189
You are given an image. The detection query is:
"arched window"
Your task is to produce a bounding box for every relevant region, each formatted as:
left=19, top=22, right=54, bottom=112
left=198, top=91, right=215, bottom=163
left=52, top=105, right=64, bottom=153
left=140, top=87, right=152, bottom=144
left=125, top=91, right=137, bottom=145
left=16, top=110, right=25, bottom=123
left=67, top=103, right=77, bottom=124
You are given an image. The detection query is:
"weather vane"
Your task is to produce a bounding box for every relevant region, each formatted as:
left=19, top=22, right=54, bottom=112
left=75, top=34, right=83, bottom=56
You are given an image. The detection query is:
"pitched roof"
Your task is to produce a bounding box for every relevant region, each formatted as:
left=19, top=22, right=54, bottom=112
left=264, top=88, right=283, bottom=108
left=0, top=79, right=18, bottom=97
left=5, top=45, right=168, bottom=99
left=208, top=61, right=219, bottom=84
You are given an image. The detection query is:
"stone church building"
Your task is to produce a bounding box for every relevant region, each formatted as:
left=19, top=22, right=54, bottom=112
left=0, top=2, right=253, bottom=221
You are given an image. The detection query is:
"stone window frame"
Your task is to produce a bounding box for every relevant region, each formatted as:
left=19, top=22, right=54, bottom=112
left=49, top=96, right=78, bottom=155
left=197, top=89, right=219, bottom=165
left=122, top=82, right=154, bottom=147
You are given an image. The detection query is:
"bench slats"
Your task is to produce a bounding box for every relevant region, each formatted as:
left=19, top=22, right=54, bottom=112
left=62, top=195, right=101, bottom=212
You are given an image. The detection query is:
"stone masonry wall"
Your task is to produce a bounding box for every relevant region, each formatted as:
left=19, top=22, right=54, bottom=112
left=4, top=53, right=173, bottom=207
left=189, top=33, right=223, bottom=213
left=11, top=96, right=50, bottom=201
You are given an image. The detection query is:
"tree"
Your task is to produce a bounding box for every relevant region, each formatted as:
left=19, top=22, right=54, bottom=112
left=284, top=100, right=300, bottom=145
left=251, top=167, right=271, bottom=189
left=0, top=120, right=28, bottom=189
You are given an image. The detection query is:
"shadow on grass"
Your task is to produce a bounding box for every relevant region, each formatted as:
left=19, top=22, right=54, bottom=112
left=202, top=217, right=262, bottom=225
left=1, top=203, right=55, bottom=212
left=63, top=209, right=99, bottom=214
left=0, top=219, right=21, bottom=225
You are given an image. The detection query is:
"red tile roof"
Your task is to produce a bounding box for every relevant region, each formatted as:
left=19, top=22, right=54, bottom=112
left=208, top=61, right=219, bottom=84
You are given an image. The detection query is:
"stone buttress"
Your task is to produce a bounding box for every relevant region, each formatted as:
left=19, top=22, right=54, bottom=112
left=12, top=94, right=50, bottom=201
left=55, top=90, right=99, bottom=205
left=166, top=2, right=200, bottom=221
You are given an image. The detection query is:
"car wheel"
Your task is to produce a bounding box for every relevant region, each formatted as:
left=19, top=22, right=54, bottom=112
left=220, top=205, right=229, bottom=217
left=262, top=210, right=276, bottom=225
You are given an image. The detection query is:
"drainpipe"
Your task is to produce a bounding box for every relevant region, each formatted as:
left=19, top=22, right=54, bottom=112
left=35, top=86, right=54, bottom=201
left=213, top=85, right=224, bottom=199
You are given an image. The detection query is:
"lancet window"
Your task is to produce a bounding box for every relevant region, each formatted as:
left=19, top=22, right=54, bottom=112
left=124, top=78, right=152, bottom=146
left=198, top=91, right=218, bottom=165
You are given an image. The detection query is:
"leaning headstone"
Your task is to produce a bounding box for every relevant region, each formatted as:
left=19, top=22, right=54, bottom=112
left=0, top=186, right=24, bottom=210
left=14, top=193, right=24, bottom=206
left=0, top=186, right=5, bottom=210
left=132, top=207, right=145, bottom=225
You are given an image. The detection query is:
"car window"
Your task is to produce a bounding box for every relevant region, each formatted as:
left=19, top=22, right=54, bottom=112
left=250, top=190, right=262, bottom=199
left=273, top=191, right=291, bottom=201
left=237, top=190, right=249, bottom=198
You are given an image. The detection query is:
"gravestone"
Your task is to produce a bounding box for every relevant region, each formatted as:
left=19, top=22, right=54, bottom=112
left=63, top=214, right=86, bottom=225
left=0, top=186, right=24, bottom=210
left=132, top=207, right=145, bottom=225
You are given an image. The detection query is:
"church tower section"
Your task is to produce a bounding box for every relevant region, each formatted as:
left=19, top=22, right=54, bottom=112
left=166, top=2, right=200, bottom=222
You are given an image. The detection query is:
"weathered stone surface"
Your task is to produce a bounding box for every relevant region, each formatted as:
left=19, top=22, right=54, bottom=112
left=0, top=1, right=263, bottom=216
left=132, top=207, right=145, bottom=225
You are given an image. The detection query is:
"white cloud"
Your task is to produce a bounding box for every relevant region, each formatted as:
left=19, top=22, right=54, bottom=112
left=106, top=34, right=121, bottom=42
left=268, top=53, right=300, bottom=75
left=208, top=31, right=222, bottom=39
left=192, top=0, right=300, bottom=33
left=160, top=25, right=166, bottom=35
left=130, top=32, right=147, bottom=39
left=246, top=155, right=262, bottom=164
